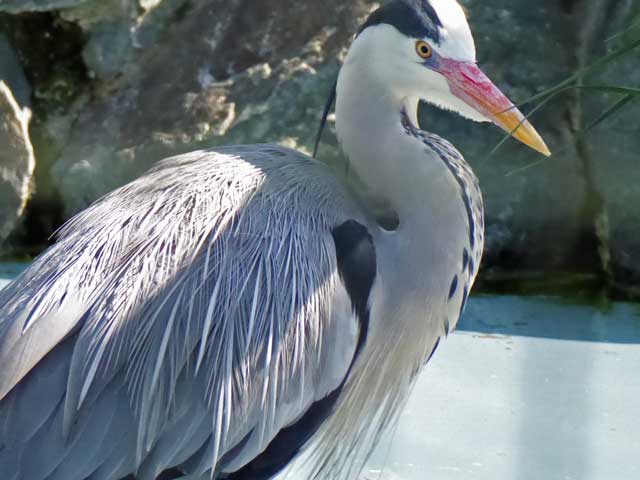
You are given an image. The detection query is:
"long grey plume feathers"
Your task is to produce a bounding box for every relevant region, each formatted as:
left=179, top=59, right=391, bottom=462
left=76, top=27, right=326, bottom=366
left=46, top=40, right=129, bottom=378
left=0, top=145, right=365, bottom=479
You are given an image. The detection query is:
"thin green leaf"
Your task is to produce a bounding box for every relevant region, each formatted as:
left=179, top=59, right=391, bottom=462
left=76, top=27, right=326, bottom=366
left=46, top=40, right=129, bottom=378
left=571, top=85, right=640, bottom=96
left=511, top=38, right=640, bottom=109
left=505, top=94, right=637, bottom=177
left=493, top=14, right=640, bottom=176
left=606, top=15, right=640, bottom=43
left=504, top=156, right=550, bottom=177
left=584, top=94, right=635, bottom=132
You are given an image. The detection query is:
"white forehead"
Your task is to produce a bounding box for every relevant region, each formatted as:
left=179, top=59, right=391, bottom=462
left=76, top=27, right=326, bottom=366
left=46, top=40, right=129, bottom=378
left=430, top=0, right=476, bottom=61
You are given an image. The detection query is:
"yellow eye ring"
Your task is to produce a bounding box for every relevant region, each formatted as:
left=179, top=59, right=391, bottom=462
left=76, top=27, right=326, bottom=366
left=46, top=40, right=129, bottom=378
left=416, top=40, right=433, bottom=59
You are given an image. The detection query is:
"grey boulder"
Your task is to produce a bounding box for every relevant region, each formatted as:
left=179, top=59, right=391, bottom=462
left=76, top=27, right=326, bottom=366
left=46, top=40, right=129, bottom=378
left=0, top=81, right=35, bottom=242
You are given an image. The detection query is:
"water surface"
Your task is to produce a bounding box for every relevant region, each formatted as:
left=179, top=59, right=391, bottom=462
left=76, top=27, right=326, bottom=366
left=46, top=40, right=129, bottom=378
left=0, top=262, right=27, bottom=290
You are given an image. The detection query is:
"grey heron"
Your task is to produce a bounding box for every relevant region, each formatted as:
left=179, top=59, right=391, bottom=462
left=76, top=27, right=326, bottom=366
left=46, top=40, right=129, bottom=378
left=0, top=0, right=549, bottom=479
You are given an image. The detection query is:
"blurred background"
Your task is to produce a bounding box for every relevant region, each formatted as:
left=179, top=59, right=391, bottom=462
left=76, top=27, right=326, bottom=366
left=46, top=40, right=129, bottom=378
left=0, top=0, right=639, bottom=300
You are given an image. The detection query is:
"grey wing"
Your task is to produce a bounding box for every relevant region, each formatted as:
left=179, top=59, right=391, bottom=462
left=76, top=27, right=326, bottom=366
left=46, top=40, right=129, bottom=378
left=0, top=146, right=370, bottom=480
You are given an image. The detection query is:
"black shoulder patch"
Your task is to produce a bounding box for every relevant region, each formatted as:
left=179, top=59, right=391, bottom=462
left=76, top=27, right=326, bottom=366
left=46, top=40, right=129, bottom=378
left=224, top=221, right=376, bottom=480
left=358, top=0, right=442, bottom=43
left=331, top=220, right=376, bottom=362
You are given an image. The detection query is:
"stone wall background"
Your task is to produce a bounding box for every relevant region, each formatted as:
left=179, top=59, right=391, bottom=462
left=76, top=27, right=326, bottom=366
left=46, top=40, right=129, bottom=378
left=0, top=0, right=638, bottom=296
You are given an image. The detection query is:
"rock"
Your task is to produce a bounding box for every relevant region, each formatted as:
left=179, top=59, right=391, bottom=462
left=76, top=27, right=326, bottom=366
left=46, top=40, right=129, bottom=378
left=1, top=0, right=190, bottom=81
left=586, top=1, right=640, bottom=294
left=0, top=82, right=35, bottom=243
left=49, top=0, right=371, bottom=213
left=59, top=1, right=141, bottom=80
left=55, top=0, right=193, bottom=80
left=0, top=33, right=31, bottom=109
left=0, top=0, right=88, bottom=13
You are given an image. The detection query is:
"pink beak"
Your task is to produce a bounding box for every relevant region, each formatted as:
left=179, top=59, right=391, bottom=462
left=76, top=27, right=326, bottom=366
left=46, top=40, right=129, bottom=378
left=438, top=59, right=551, bottom=157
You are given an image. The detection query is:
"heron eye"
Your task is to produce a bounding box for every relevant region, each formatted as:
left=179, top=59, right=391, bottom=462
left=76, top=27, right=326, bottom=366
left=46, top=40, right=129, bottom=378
left=416, top=40, right=433, bottom=59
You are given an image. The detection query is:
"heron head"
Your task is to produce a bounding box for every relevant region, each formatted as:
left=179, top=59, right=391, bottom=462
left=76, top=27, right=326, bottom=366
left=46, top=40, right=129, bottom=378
left=352, top=0, right=550, bottom=156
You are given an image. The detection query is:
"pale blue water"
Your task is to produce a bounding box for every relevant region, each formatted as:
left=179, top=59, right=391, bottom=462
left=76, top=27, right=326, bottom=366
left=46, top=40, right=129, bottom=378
left=0, top=262, right=27, bottom=290
left=2, top=264, right=639, bottom=479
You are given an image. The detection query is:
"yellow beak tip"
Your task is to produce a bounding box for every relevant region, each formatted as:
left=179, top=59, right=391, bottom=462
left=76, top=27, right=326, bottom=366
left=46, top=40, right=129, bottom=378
left=538, top=143, right=552, bottom=157
left=512, top=123, right=551, bottom=158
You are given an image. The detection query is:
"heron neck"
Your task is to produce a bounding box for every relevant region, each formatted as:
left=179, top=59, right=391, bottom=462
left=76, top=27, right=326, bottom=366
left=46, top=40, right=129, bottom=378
left=335, top=73, right=438, bottom=217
